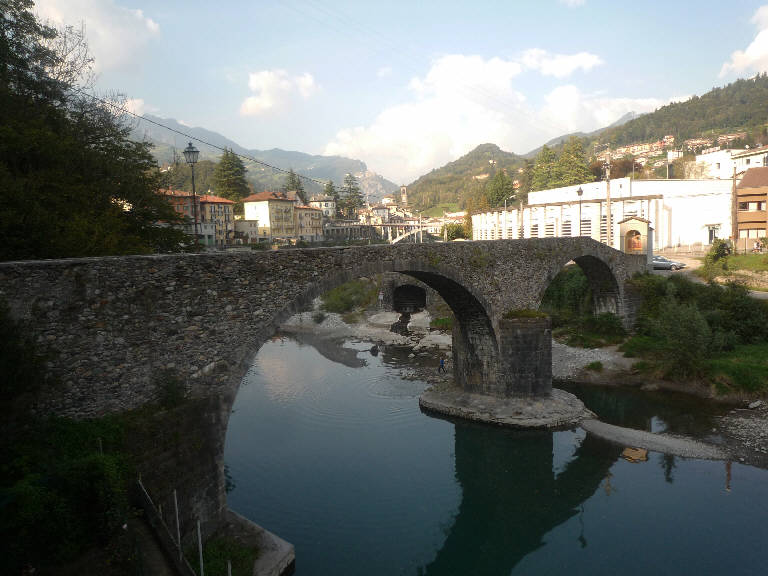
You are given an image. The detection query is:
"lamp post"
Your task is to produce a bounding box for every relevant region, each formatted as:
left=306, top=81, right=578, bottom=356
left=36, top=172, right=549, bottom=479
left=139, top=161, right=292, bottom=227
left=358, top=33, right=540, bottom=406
left=183, top=142, right=200, bottom=241
left=577, top=187, right=583, bottom=237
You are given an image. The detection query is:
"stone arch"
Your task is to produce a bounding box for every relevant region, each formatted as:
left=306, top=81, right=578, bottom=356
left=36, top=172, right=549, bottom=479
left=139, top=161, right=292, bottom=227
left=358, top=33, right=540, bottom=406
left=537, top=245, right=625, bottom=320
left=397, top=270, right=499, bottom=395
left=392, top=284, right=426, bottom=313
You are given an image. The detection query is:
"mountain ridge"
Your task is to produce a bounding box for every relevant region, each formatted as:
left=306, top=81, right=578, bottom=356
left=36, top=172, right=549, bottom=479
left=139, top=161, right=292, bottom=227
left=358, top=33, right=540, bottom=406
left=128, top=115, right=398, bottom=200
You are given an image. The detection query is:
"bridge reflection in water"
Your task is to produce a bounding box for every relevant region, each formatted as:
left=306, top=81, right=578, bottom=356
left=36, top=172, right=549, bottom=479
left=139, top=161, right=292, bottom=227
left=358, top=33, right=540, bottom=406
left=421, top=420, right=621, bottom=576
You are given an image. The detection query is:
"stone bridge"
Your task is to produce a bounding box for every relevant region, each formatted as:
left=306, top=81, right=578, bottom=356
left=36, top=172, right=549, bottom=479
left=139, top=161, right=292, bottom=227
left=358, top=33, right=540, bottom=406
left=0, top=238, right=646, bottom=418
left=0, top=238, right=646, bottom=544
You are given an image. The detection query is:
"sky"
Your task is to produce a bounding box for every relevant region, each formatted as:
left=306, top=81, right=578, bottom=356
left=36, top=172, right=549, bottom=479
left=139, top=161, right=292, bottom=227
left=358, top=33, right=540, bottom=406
left=32, top=0, right=768, bottom=183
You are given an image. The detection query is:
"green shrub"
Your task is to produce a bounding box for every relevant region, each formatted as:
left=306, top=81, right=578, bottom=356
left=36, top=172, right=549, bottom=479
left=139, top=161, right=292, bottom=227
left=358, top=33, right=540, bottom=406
left=620, top=335, right=664, bottom=358
left=540, top=265, right=592, bottom=318
left=656, top=296, right=711, bottom=378
left=430, top=316, right=454, bottom=330
left=321, top=279, right=379, bottom=314
left=585, top=361, right=603, bottom=372
left=192, top=536, right=259, bottom=576
left=582, top=313, right=626, bottom=339
left=1, top=417, right=132, bottom=572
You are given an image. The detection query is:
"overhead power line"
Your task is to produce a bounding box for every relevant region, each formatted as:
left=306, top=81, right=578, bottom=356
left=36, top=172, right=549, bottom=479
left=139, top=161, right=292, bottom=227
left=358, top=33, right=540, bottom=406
left=70, top=86, right=329, bottom=187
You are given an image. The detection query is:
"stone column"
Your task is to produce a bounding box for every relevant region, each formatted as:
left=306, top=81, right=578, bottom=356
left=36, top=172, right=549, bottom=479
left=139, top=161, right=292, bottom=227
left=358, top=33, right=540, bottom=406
left=496, top=317, right=552, bottom=397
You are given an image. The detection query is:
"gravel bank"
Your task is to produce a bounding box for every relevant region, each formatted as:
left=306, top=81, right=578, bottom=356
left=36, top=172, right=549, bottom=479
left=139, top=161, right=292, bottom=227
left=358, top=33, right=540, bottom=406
left=581, top=419, right=728, bottom=460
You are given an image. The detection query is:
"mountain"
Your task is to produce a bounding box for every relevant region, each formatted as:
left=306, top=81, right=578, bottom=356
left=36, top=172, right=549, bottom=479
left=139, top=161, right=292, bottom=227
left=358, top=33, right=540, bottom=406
left=406, top=143, right=525, bottom=211
left=529, top=76, right=768, bottom=161
left=524, top=111, right=644, bottom=159
left=128, top=115, right=398, bottom=200
left=595, top=75, right=768, bottom=148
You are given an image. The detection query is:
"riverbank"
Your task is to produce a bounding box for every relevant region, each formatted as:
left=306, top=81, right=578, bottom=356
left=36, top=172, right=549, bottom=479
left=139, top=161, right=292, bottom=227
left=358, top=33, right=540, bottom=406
left=279, top=300, right=768, bottom=468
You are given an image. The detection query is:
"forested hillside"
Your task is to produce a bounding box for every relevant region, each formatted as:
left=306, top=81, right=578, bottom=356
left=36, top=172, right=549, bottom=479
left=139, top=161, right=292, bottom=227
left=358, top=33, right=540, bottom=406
left=407, top=144, right=525, bottom=212
left=592, top=75, right=768, bottom=149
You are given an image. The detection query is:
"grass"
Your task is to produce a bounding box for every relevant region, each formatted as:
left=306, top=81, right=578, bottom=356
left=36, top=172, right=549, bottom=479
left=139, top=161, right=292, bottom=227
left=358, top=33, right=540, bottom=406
left=705, top=342, right=768, bottom=393
left=585, top=361, right=604, bottom=372
left=726, top=253, right=768, bottom=272
left=189, top=536, right=259, bottom=576
left=619, top=335, right=665, bottom=358
left=552, top=313, right=627, bottom=348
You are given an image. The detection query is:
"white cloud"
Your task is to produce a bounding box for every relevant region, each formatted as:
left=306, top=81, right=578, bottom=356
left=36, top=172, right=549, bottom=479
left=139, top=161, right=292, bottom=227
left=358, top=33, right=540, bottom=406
left=522, top=49, right=603, bottom=78
left=540, top=85, right=665, bottom=134
left=721, top=5, right=768, bottom=76
left=559, top=0, right=586, bottom=6
left=123, top=98, right=146, bottom=116
left=34, top=0, right=159, bottom=74
left=240, top=69, right=317, bottom=116
left=324, top=54, right=670, bottom=183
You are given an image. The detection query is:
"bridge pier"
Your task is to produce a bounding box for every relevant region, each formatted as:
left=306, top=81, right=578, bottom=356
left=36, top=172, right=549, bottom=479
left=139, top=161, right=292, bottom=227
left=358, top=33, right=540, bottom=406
left=496, top=317, right=552, bottom=397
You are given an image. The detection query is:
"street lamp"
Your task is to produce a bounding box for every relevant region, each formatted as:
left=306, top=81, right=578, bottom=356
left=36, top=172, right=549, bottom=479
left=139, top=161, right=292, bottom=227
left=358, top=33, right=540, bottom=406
left=577, top=187, right=583, bottom=237
left=183, top=142, right=200, bottom=241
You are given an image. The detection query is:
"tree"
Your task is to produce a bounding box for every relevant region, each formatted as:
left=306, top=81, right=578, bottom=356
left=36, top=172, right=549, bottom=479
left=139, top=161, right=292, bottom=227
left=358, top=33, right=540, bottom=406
left=530, top=146, right=558, bottom=191
left=213, top=148, right=249, bottom=205
left=484, top=169, right=515, bottom=208
left=441, top=222, right=468, bottom=241
left=555, top=137, right=593, bottom=187
left=340, top=173, right=363, bottom=218
left=0, top=0, right=189, bottom=260
left=282, top=168, right=306, bottom=204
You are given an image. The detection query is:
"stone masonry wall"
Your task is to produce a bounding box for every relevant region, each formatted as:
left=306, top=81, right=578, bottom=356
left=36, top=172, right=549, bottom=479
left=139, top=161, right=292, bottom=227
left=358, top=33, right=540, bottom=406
left=0, top=238, right=646, bottom=417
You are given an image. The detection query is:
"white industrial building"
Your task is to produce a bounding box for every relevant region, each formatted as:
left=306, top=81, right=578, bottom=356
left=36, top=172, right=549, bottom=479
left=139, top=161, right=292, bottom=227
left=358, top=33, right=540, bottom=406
left=472, top=177, right=734, bottom=250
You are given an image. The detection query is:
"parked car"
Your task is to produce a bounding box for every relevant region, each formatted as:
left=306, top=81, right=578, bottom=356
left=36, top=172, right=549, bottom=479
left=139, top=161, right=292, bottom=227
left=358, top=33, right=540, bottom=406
left=652, top=255, right=686, bottom=270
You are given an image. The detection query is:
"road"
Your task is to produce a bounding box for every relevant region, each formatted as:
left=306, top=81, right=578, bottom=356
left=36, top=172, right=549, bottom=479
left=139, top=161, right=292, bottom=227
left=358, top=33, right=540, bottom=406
left=653, top=255, right=768, bottom=300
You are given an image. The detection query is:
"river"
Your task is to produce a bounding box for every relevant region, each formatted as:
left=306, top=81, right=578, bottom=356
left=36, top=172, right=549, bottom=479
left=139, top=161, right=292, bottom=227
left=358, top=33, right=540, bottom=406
left=224, top=334, right=768, bottom=575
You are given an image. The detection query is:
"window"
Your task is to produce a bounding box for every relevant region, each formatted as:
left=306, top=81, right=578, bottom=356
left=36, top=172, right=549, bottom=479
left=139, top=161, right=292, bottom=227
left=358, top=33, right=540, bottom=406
left=715, top=162, right=720, bottom=169
left=562, top=221, right=572, bottom=237
left=531, top=224, right=539, bottom=238
left=746, top=158, right=751, bottom=165
left=738, top=202, right=749, bottom=210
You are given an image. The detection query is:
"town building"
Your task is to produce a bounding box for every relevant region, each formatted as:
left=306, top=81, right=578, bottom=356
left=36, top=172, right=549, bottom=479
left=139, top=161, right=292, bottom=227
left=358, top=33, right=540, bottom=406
left=234, top=219, right=261, bottom=244
left=161, top=188, right=216, bottom=245
left=695, top=148, right=745, bottom=179
left=294, top=205, right=324, bottom=242
left=243, top=191, right=296, bottom=242
left=734, top=167, right=768, bottom=251
left=732, top=145, right=768, bottom=174
left=472, top=177, right=733, bottom=250
left=198, top=193, right=235, bottom=246
left=308, top=195, right=336, bottom=219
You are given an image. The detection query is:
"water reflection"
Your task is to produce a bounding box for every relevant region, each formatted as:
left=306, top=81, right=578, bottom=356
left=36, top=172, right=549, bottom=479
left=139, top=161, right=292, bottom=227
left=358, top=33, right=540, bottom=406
left=225, top=335, right=768, bottom=576
left=421, top=422, right=621, bottom=576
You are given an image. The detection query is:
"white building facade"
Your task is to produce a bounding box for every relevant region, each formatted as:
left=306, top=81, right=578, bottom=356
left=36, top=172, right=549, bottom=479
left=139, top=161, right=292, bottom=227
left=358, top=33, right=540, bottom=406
left=473, top=177, right=733, bottom=250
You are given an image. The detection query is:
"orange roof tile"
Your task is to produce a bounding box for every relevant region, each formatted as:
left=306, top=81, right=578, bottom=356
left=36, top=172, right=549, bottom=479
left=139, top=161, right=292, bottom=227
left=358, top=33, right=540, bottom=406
left=198, top=194, right=234, bottom=204
left=243, top=191, right=294, bottom=202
